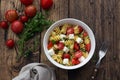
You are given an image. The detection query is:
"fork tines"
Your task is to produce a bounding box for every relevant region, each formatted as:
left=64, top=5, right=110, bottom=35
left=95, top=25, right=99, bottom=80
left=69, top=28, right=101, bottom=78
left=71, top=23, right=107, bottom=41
left=100, top=41, right=109, bottom=52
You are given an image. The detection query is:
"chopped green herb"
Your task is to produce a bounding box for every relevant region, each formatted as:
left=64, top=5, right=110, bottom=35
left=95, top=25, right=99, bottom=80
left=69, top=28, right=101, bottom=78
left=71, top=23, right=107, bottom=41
left=80, top=48, right=86, bottom=52
left=17, top=12, right=53, bottom=59
left=51, top=40, right=56, bottom=44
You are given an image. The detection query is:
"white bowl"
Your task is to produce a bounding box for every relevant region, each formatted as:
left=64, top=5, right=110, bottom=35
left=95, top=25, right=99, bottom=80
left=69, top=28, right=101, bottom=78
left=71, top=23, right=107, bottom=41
left=43, top=18, right=95, bottom=70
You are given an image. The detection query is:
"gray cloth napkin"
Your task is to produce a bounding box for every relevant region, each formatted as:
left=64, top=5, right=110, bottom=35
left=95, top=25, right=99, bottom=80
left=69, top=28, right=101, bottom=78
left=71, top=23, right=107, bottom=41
left=12, top=63, right=56, bottom=80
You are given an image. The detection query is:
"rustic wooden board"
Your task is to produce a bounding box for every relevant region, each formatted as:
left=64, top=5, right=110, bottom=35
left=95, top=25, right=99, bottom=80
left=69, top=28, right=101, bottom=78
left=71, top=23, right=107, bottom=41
left=0, top=0, right=120, bottom=80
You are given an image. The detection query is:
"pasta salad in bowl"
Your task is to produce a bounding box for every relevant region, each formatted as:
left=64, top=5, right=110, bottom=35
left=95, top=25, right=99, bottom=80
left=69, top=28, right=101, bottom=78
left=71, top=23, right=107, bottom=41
left=43, top=18, right=95, bottom=70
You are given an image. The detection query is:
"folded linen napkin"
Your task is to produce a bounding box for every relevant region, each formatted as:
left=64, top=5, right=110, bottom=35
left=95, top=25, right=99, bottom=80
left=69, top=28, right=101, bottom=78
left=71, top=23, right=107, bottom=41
left=12, top=63, right=56, bottom=80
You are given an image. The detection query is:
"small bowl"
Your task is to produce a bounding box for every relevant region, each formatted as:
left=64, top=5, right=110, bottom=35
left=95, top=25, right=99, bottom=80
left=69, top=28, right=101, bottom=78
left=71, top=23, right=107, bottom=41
left=43, top=18, right=95, bottom=70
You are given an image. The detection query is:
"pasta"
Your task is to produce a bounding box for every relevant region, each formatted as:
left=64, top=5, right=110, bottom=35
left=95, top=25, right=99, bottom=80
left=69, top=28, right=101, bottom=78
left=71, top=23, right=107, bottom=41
left=53, top=44, right=58, bottom=50
left=74, top=25, right=79, bottom=34
left=47, top=24, right=91, bottom=66
left=84, top=37, right=90, bottom=44
left=54, top=27, right=61, bottom=35
left=64, top=40, right=74, bottom=49
left=58, top=50, right=64, bottom=55
left=64, top=40, right=74, bottom=46
left=50, top=35, right=61, bottom=41
left=61, top=24, right=69, bottom=34
left=82, top=52, right=89, bottom=58
left=74, top=35, right=78, bottom=41
left=52, top=54, right=63, bottom=63
left=51, top=31, right=57, bottom=36
left=80, top=43, right=85, bottom=49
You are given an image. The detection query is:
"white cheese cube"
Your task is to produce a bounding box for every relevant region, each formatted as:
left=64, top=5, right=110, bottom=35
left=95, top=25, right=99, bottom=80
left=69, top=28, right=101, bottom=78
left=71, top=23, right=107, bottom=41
left=78, top=56, right=85, bottom=62
left=60, top=40, right=65, bottom=43
left=63, top=46, right=69, bottom=53
left=60, top=34, right=66, bottom=39
left=68, top=34, right=74, bottom=39
left=48, top=48, right=55, bottom=56
left=76, top=37, right=83, bottom=43
left=63, top=58, right=69, bottom=64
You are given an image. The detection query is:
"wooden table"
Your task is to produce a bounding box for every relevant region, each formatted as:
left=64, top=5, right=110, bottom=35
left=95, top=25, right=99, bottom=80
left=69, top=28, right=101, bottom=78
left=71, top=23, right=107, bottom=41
left=0, top=0, right=120, bottom=80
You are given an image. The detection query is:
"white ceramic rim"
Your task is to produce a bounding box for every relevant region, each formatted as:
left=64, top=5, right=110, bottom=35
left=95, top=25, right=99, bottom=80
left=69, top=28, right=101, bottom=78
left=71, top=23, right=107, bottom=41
left=43, top=18, right=96, bottom=70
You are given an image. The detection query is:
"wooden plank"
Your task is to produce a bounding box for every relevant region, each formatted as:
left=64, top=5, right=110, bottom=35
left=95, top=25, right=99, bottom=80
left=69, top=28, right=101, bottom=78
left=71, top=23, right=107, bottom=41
left=69, top=0, right=120, bottom=80
left=102, top=0, right=120, bottom=80
left=40, top=0, right=69, bottom=80
left=0, top=1, right=15, bottom=80
left=95, top=0, right=115, bottom=79
left=95, top=0, right=120, bottom=80
left=0, top=0, right=40, bottom=79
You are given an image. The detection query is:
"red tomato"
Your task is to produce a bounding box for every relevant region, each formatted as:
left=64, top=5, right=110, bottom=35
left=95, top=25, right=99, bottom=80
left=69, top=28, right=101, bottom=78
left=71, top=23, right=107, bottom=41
left=63, top=53, right=70, bottom=59
left=74, top=42, right=79, bottom=50
left=47, top=41, right=53, bottom=49
left=67, top=27, right=74, bottom=34
left=74, top=50, right=83, bottom=58
left=0, top=21, right=9, bottom=29
left=6, top=39, right=15, bottom=48
left=83, top=31, right=88, bottom=37
left=72, top=58, right=80, bottom=65
left=20, top=0, right=34, bottom=6
left=11, top=20, right=24, bottom=34
left=5, top=10, right=18, bottom=22
left=57, top=42, right=64, bottom=50
left=25, top=5, right=37, bottom=18
left=20, top=15, right=28, bottom=23
left=85, top=43, right=91, bottom=52
left=41, top=0, right=53, bottom=10
left=78, top=26, right=83, bottom=33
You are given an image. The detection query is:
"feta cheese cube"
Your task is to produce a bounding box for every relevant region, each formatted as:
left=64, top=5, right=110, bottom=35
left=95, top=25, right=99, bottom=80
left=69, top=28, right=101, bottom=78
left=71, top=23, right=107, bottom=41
left=60, top=34, right=66, bottom=39
left=76, top=37, right=83, bottom=43
left=78, top=56, right=85, bottom=62
left=63, top=58, right=69, bottom=64
left=68, top=34, right=74, bottom=39
left=63, top=46, right=69, bottom=53
left=48, top=48, right=55, bottom=56
left=60, top=40, right=65, bottom=43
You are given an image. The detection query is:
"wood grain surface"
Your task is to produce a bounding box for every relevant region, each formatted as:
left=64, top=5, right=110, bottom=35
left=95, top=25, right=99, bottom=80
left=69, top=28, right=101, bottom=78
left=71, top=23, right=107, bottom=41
left=0, top=0, right=120, bottom=80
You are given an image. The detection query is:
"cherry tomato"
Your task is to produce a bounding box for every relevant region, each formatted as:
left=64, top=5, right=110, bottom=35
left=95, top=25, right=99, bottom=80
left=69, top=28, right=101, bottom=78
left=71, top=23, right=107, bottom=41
left=20, top=15, right=28, bottom=23
left=11, top=20, right=24, bottom=34
left=0, top=21, right=9, bottom=29
left=63, top=53, right=70, bottom=59
left=25, top=5, right=37, bottom=18
left=20, top=0, right=34, bottom=6
left=47, top=41, right=53, bottom=49
left=57, top=42, right=64, bottom=50
left=74, top=42, right=79, bottom=51
left=78, top=26, right=83, bottom=33
left=74, top=50, right=83, bottom=58
left=41, top=0, right=53, bottom=10
left=72, top=58, right=80, bottom=65
left=6, top=39, right=15, bottom=48
left=5, top=10, right=18, bottom=22
left=83, top=31, right=88, bottom=37
left=67, top=27, right=74, bottom=34
left=85, top=43, right=91, bottom=52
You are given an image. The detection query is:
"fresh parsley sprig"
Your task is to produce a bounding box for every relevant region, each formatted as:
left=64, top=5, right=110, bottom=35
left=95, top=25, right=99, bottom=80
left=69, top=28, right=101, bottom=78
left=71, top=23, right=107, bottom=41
left=17, top=12, right=53, bottom=59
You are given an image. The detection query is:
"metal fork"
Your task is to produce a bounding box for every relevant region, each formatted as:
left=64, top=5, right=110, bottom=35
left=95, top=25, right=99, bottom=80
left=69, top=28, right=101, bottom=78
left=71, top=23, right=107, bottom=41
left=89, top=42, right=109, bottom=80
left=96, top=42, right=108, bottom=68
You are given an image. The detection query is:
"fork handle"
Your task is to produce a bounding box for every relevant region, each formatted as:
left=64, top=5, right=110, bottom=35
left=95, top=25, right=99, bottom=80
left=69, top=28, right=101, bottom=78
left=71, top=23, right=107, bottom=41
left=89, top=67, right=99, bottom=80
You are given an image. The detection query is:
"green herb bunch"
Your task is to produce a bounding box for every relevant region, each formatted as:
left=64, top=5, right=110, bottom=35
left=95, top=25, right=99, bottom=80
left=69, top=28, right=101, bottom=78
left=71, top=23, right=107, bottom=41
left=17, top=12, right=53, bottom=59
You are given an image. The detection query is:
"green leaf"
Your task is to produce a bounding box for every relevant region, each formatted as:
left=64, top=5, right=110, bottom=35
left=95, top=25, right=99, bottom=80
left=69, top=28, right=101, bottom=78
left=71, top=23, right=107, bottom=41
left=16, top=12, right=53, bottom=59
